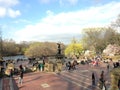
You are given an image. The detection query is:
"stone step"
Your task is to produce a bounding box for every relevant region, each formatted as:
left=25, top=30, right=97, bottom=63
left=57, top=71, right=100, bottom=90
left=0, top=78, right=3, bottom=90
left=59, top=67, right=112, bottom=90
left=0, top=77, right=18, bottom=90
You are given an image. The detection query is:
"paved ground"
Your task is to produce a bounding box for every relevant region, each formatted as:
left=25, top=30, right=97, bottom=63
left=0, top=62, right=112, bottom=90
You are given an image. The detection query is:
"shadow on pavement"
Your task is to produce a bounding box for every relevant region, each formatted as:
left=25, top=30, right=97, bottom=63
left=12, top=78, right=19, bottom=90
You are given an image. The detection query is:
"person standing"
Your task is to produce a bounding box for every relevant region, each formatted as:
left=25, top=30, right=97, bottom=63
left=65, top=62, right=68, bottom=70
left=92, top=72, right=95, bottom=86
left=68, top=61, right=71, bottom=71
left=18, top=65, right=24, bottom=85
left=10, top=69, right=13, bottom=77
left=40, top=63, right=44, bottom=72
left=43, top=59, right=45, bottom=71
left=38, top=63, right=41, bottom=71
left=107, top=63, right=110, bottom=72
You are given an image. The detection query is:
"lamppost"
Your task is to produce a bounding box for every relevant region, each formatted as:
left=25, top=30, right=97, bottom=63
left=0, top=25, right=3, bottom=73
left=0, top=26, right=3, bottom=60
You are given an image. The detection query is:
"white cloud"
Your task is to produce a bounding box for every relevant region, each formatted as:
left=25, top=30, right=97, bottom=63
left=8, top=9, right=21, bottom=18
left=14, top=1, right=120, bottom=43
left=0, top=0, right=19, bottom=7
left=46, top=10, right=54, bottom=16
left=59, top=0, right=78, bottom=6
left=0, top=0, right=21, bottom=18
left=39, top=0, right=78, bottom=6
left=13, top=19, right=31, bottom=24
left=0, top=7, right=6, bottom=17
left=67, top=0, right=78, bottom=5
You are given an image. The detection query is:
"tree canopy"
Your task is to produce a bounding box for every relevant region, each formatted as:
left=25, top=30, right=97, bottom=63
left=25, top=42, right=65, bottom=58
left=81, top=27, right=120, bottom=54
left=65, top=39, right=83, bottom=58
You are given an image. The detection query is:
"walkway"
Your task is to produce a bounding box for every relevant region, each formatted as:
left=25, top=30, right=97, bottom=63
left=0, top=63, right=111, bottom=90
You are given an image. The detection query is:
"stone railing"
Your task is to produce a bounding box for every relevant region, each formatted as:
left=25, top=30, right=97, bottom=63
left=44, top=59, right=63, bottom=72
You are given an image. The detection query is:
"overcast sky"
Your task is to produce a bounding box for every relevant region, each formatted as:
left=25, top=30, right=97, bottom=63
left=0, top=0, right=120, bottom=44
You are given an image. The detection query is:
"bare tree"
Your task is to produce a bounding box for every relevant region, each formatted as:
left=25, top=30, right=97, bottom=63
left=111, top=14, right=120, bottom=28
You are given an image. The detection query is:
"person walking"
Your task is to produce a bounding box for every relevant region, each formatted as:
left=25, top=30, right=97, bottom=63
left=68, top=61, right=71, bottom=71
left=99, top=71, right=106, bottom=90
left=18, top=65, right=24, bottom=85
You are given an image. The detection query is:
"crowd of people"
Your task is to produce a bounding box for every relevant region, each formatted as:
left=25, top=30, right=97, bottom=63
left=1, top=56, right=120, bottom=89
left=64, top=57, right=120, bottom=90
left=65, top=60, right=78, bottom=71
